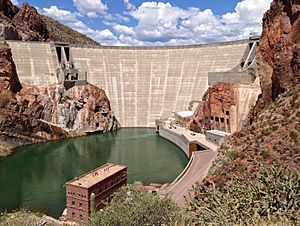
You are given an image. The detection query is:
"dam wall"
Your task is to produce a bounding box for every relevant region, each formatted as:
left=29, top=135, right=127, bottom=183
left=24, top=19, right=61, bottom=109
left=7, top=40, right=251, bottom=127
left=7, top=41, right=58, bottom=85
left=71, top=41, right=249, bottom=127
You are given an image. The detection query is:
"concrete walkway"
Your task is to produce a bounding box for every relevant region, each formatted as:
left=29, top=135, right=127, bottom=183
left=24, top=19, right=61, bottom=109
left=167, top=126, right=218, bottom=151
left=163, top=150, right=217, bottom=207
left=158, top=124, right=218, bottom=206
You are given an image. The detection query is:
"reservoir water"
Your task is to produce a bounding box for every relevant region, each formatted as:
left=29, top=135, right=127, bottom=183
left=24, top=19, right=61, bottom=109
left=0, top=128, right=188, bottom=218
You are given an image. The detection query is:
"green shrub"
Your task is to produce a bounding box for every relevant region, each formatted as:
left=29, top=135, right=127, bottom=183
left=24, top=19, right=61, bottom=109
left=290, top=131, right=298, bottom=144
left=271, top=125, right=279, bottom=131
left=0, top=210, right=40, bottom=226
left=88, top=185, right=190, bottom=226
left=226, top=150, right=241, bottom=160
left=188, top=165, right=300, bottom=225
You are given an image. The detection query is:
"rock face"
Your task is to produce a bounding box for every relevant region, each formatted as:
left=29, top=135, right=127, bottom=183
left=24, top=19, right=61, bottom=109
left=0, top=44, right=119, bottom=157
left=189, top=83, right=235, bottom=133
left=0, top=0, right=98, bottom=45
left=0, top=0, right=19, bottom=19
left=0, top=42, right=21, bottom=93
left=12, top=3, right=48, bottom=41
left=254, top=0, right=300, bottom=115
left=0, top=14, right=20, bottom=40
left=18, top=84, right=120, bottom=133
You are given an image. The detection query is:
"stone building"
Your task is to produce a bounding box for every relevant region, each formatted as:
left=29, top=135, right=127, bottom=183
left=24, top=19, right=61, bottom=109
left=65, top=163, right=127, bottom=223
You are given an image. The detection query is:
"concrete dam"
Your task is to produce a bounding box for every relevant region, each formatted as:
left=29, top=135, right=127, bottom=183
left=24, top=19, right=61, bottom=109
left=7, top=40, right=256, bottom=127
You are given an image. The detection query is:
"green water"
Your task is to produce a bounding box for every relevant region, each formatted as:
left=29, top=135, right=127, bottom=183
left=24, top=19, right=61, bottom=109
left=0, top=128, right=188, bottom=218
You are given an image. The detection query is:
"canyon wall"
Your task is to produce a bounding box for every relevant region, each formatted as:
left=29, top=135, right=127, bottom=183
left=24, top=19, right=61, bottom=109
left=188, top=80, right=261, bottom=133
left=254, top=0, right=300, bottom=115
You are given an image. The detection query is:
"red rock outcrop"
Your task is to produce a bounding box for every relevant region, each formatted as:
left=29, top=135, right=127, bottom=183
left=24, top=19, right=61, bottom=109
left=12, top=3, right=48, bottom=41
left=18, top=84, right=119, bottom=133
left=0, top=14, right=21, bottom=40
left=189, top=83, right=235, bottom=133
left=254, top=0, right=300, bottom=115
left=0, top=0, right=98, bottom=45
left=0, top=0, right=19, bottom=19
left=0, top=42, right=21, bottom=93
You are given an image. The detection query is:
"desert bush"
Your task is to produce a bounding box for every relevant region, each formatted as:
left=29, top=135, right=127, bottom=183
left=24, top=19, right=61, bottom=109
left=187, top=165, right=300, bottom=225
left=0, top=210, right=40, bottom=226
left=88, top=185, right=191, bottom=226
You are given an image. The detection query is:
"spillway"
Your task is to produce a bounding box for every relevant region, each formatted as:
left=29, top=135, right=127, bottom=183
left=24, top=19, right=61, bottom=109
left=7, top=40, right=250, bottom=127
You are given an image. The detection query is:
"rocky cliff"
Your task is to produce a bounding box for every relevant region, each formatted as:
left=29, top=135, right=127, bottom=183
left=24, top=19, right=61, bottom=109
left=0, top=1, right=98, bottom=45
left=254, top=0, right=300, bottom=115
left=0, top=43, right=119, bottom=157
left=189, top=83, right=235, bottom=133
left=12, top=3, right=48, bottom=41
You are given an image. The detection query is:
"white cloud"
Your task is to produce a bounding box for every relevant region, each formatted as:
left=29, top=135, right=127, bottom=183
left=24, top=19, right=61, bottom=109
left=11, top=0, right=18, bottom=5
left=113, top=24, right=135, bottom=36
left=223, top=0, right=271, bottom=24
left=41, top=0, right=273, bottom=46
left=42, top=5, right=118, bottom=45
left=123, top=0, right=136, bottom=11
left=113, top=0, right=272, bottom=45
left=73, top=0, right=108, bottom=18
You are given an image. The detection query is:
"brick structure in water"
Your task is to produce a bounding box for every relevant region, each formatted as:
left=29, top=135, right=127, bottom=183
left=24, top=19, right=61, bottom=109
left=65, top=163, right=127, bottom=223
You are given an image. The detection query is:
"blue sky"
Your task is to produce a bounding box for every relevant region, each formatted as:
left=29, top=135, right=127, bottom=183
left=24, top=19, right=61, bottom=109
left=12, top=0, right=272, bottom=46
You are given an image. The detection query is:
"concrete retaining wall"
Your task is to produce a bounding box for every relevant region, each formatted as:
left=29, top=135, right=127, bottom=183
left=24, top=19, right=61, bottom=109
left=159, top=126, right=190, bottom=157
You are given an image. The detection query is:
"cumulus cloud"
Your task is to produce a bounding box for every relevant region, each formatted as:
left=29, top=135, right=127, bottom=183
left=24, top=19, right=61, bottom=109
left=123, top=0, right=136, bottom=11
left=42, top=6, right=118, bottom=45
left=73, top=0, right=108, bottom=18
left=41, top=0, right=273, bottom=46
left=113, top=0, right=272, bottom=45
left=11, top=0, right=18, bottom=5
left=223, top=0, right=271, bottom=24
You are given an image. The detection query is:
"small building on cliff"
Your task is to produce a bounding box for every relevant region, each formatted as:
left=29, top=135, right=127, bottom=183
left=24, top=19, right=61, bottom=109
left=65, top=163, right=127, bottom=223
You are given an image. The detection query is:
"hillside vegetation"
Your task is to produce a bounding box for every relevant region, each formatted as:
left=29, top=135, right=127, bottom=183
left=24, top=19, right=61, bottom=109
left=187, top=84, right=300, bottom=225
left=41, top=15, right=98, bottom=45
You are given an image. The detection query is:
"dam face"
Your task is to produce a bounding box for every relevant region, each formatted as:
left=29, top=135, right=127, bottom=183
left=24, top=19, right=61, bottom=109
left=7, top=40, right=250, bottom=127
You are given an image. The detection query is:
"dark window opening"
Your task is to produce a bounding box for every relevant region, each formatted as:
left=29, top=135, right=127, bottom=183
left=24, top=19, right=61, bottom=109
left=64, top=47, right=70, bottom=62
left=221, top=118, right=225, bottom=123
left=226, top=111, right=230, bottom=116
left=80, top=214, right=83, bottom=220
left=195, top=144, right=206, bottom=151
left=215, top=117, right=219, bottom=122
left=96, top=123, right=99, bottom=128
left=72, top=201, right=75, bottom=206
left=55, top=47, right=62, bottom=63
left=249, top=42, right=254, bottom=50
left=79, top=203, right=82, bottom=207
left=210, top=116, right=214, bottom=120
left=72, top=212, right=75, bottom=218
